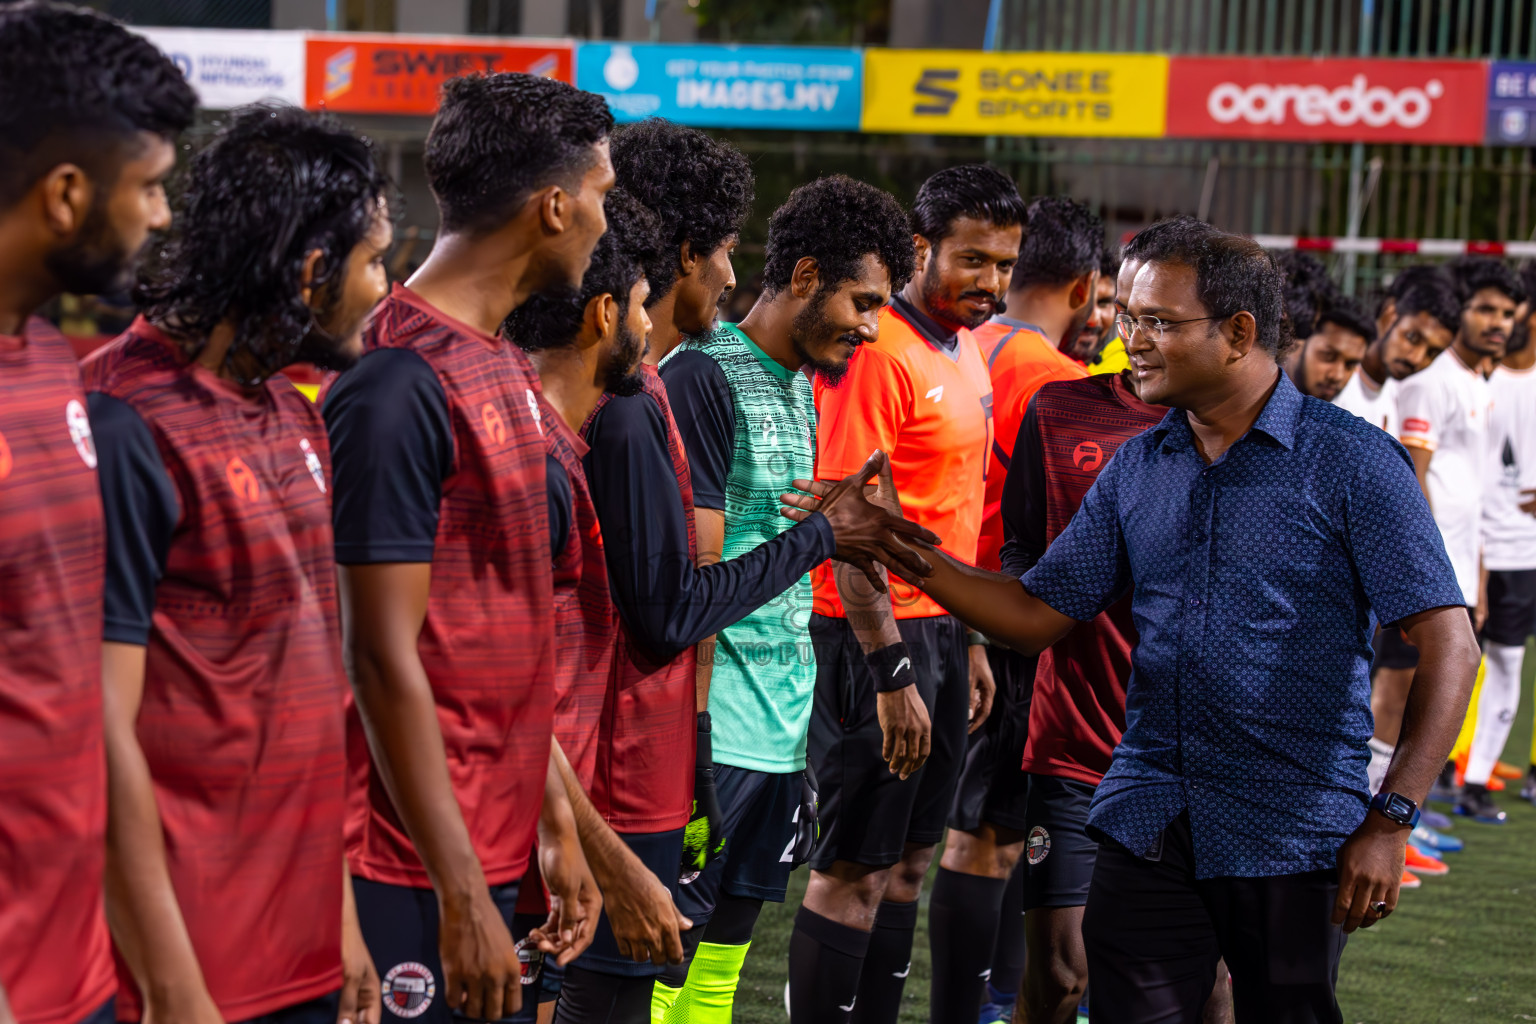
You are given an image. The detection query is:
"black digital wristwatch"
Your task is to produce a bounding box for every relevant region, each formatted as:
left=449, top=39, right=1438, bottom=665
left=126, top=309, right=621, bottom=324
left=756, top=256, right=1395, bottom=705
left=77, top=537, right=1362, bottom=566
left=1370, top=790, right=1421, bottom=828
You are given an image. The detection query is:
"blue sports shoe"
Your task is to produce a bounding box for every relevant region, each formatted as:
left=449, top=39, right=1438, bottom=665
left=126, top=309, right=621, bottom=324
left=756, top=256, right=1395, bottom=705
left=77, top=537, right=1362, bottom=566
left=978, top=982, right=1016, bottom=1024
left=1410, top=824, right=1464, bottom=853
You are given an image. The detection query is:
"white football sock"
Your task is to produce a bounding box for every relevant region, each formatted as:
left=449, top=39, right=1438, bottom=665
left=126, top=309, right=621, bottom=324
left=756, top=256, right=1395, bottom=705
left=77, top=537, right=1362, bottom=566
left=1465, top=642, right=1524, bottom=786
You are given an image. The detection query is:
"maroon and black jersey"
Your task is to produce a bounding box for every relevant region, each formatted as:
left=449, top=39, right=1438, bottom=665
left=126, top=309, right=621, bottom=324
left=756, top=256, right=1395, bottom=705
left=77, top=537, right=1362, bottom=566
left=84, top=319, right=346, bottom=1020
left=581, top=366, right=699, bottom=831
left=0, top=319, right=114, bottom=1024
left=1001, top=372, right=1164, bottom=785
left=324, top=284, right=554, bottom=887
left=542, top=396, right=616, bottom=789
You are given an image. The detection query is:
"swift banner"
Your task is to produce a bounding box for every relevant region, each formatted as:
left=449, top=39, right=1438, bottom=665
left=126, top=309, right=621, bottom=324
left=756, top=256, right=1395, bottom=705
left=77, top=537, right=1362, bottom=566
left=304, top=34, right=572, bottom=115
left=1487, top=62, right=1536, bottom=145
left=860, top=50, right=1168, bottom=137
left=576, top=43, right=862, bottom=129
left=1166, top=56, right=1487, bottom=144
left=137, top=27, right=305, bottom=109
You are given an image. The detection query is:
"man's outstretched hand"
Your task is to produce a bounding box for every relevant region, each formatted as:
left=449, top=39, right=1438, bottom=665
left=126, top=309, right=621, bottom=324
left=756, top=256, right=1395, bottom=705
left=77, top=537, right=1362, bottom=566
left=782, top=450, right=937, bottom=589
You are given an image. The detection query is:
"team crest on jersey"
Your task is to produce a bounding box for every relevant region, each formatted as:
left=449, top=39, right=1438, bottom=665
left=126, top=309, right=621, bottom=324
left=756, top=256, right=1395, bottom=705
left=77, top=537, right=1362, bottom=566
left=382, top=961, right=436, bottom=1018
left=526, top=388, right=544, bottom=436
left=1072, top=441, right=1103, bottom=472
left=481, top=402, right=507, bottom=446
left=65, top=399, right=96, bottom=469
left=1026, top=825, right=1051, bottom=866
left=299, top=438, right=326, bottom=493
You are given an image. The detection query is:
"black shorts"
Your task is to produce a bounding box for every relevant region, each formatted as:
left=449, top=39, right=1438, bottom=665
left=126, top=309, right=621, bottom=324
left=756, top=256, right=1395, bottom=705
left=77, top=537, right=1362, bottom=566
left=354, top=876, right=521, bottom=1023
left=948, top=645, right=1036, bottom=834
left=674, top=764, right=801, bottom=925
left=572, top=828, right=684, bottom=977
left=807, top=613, right=971, bottom=869
left=1371, top=625, right=1419, bottom=671
left=1022, top=774, right=1098, bottom=911
left=1484, top=569, right=1536, bottom=647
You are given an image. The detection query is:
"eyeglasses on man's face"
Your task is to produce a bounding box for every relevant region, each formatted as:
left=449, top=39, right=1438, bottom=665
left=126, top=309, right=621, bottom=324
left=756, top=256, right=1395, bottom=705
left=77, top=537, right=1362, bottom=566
left=1115, top=312, right=1232, bottom=342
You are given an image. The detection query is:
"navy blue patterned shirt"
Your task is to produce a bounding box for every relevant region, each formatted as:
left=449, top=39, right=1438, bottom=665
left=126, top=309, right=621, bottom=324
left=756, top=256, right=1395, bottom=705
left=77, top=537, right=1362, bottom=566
left=1021, top=370, right=1463, bottom=878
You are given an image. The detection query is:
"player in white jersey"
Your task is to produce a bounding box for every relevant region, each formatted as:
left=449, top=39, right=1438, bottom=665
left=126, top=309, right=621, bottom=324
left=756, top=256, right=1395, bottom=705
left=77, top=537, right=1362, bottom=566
left=1334, top=267, right=1459, bottom=436
left=1478, top=266, right=1536, bottom=818
left=1398, top=257, right=1523, bottom=824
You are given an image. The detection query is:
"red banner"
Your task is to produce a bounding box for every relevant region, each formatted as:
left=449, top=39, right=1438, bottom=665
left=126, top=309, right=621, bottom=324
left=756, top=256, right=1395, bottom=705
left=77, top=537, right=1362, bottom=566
left=305, top=34, right=573, bottom=115
left=1166, top=57, right=1487, bottom=144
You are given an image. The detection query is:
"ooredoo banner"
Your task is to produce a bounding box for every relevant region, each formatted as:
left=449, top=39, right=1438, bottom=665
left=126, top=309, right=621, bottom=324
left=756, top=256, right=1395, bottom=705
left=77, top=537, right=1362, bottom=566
left=1166, top=57, right=1487, bottom=144
left=576, top=43, right=862, bottom=130
left=137, top=27, right=305, bottom=109
left=304, top=34, right=573, bottom=115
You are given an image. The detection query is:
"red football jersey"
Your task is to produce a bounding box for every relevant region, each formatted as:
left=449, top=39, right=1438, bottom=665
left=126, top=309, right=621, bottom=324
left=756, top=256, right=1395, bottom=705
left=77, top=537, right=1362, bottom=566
left=583, top=366, right=698, bottom=831
left=343, top=286, right=554, bottom=886
left=972, top=318, right=1087, bottom=572
left=83, top=320, right=346, bottom=1019
left=1020, top=373, right=1163, bottom=785
left=543, top=397, right=616, bottom=789
left=0, top=319, right=115, bottom=1024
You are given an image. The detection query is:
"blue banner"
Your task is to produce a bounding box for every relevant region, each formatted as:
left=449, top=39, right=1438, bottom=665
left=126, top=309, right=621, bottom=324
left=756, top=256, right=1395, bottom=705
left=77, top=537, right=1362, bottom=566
left=1487, top=62, right=1536, bottom=144
left=576, top=43, right=862, bottom=131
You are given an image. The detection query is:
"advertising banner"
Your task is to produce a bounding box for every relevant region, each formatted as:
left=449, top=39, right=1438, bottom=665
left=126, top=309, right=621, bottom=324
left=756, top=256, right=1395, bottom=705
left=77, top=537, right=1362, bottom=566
left=305, top=34, right=573, bottom=115
left=1166, top=56, right=1487, bottom=144
left=860, top=50, right=1168, bottom=137
left=137, top=27, right=305, bottom=109
left=576, top=43, right=862, bottom=130
left=1487, top=62, right=1536, bottom=145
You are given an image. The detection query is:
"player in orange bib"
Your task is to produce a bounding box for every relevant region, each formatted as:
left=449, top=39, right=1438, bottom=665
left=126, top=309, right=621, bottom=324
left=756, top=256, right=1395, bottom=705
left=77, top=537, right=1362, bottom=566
left=787, top=165, right=1023, bottom=1024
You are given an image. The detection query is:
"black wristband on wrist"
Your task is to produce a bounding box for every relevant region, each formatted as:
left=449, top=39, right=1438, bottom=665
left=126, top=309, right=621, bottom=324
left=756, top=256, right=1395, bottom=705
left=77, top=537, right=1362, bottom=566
left=868, top=642, right=918, bottom=693
left=696, top=711, right=713, bottom=765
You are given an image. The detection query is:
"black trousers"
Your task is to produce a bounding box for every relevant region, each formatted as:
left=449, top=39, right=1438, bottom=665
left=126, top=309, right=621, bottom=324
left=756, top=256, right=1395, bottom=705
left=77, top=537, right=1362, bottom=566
left=1081, top=814, right=1346, bottom=1024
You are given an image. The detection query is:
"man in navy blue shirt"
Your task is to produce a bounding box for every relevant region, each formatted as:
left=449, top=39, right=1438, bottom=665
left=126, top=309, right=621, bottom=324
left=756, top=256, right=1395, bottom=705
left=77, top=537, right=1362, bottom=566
left=783, top=229, right=1479, bottom=1022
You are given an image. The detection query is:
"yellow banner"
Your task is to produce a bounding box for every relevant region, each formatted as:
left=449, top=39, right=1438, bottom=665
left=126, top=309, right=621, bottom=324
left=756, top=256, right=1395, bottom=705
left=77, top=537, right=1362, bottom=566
left=861, top=50, right=1169, bottom=137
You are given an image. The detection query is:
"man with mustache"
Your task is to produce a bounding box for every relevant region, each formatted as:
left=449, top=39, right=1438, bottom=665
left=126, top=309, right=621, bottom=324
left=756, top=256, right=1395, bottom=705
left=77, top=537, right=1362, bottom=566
left=0, top=7, right=193, bottom=1024
left=929, top=194, right=1098, bottom=1024
left=1285, top=297, right=1375, bottom=403
left=1398, top=257, right=1524, bottom=825
left=789, top=165, right=1023, bottom=1024
left=1335, top=266, right=1460, bottom=436
left=661, top=175, right=922, bottom=1024
left=784, top=229, right=1477, bottom=1024
left=1078, top=250, right=1124, bottom=369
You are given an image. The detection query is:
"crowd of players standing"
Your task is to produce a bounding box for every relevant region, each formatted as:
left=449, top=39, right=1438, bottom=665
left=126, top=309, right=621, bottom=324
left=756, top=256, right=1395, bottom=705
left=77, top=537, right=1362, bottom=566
left=0, top=4, right=1515, bottom=1024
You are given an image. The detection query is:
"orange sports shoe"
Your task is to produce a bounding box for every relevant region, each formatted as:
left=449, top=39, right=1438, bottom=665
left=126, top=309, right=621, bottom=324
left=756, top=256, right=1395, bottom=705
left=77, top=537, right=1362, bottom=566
left=1399, top=870, right=1422, bottom=889
left=1404, top=846, right=1448, bottom=876
left=1495, top=761, right=1523, bottom=780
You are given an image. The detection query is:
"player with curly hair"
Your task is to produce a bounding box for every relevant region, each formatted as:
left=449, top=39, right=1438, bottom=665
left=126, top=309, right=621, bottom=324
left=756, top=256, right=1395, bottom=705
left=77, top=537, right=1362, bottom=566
left=655, top=175, right=918, bottom=1024
left=609, top=119, right=754, bottom=363
left=786, top=165, right=1021, bottom=1024
left=0, top=6, right=194, bottom=1024
left=83, top=105, right=391, bottom=1024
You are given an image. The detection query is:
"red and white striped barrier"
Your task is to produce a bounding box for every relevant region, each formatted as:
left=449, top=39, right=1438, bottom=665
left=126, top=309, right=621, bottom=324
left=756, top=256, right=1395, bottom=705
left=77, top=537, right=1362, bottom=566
left=1251, top=235, right=1536, bottom=258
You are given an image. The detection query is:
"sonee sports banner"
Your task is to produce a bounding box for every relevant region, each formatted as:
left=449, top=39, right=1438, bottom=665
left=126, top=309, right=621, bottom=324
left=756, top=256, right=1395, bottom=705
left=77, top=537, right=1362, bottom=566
left=860, top=50, right=1168, bottom=137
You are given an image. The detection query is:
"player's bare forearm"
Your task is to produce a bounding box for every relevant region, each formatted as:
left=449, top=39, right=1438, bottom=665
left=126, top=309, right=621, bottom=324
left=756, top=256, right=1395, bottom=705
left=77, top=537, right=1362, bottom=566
left=339, top=860, right=381, bottom=1024
left=551, top=744, right=689, bottom=963
left=833, top=560, right=903, bottom=652
left=101, top=641, right=219, bottom=1018
left=1388, top=605, right=1482, bottom=803
left=550, top=742, right=642, bottom=889
left=339, top=563, right=485, bottom=901
left=910, top=549, right=1078, bottom=655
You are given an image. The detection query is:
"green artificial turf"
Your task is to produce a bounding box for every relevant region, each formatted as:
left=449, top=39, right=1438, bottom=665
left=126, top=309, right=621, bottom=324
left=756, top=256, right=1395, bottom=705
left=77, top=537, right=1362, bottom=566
left=733, top=649, right=1536, bottom=1023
